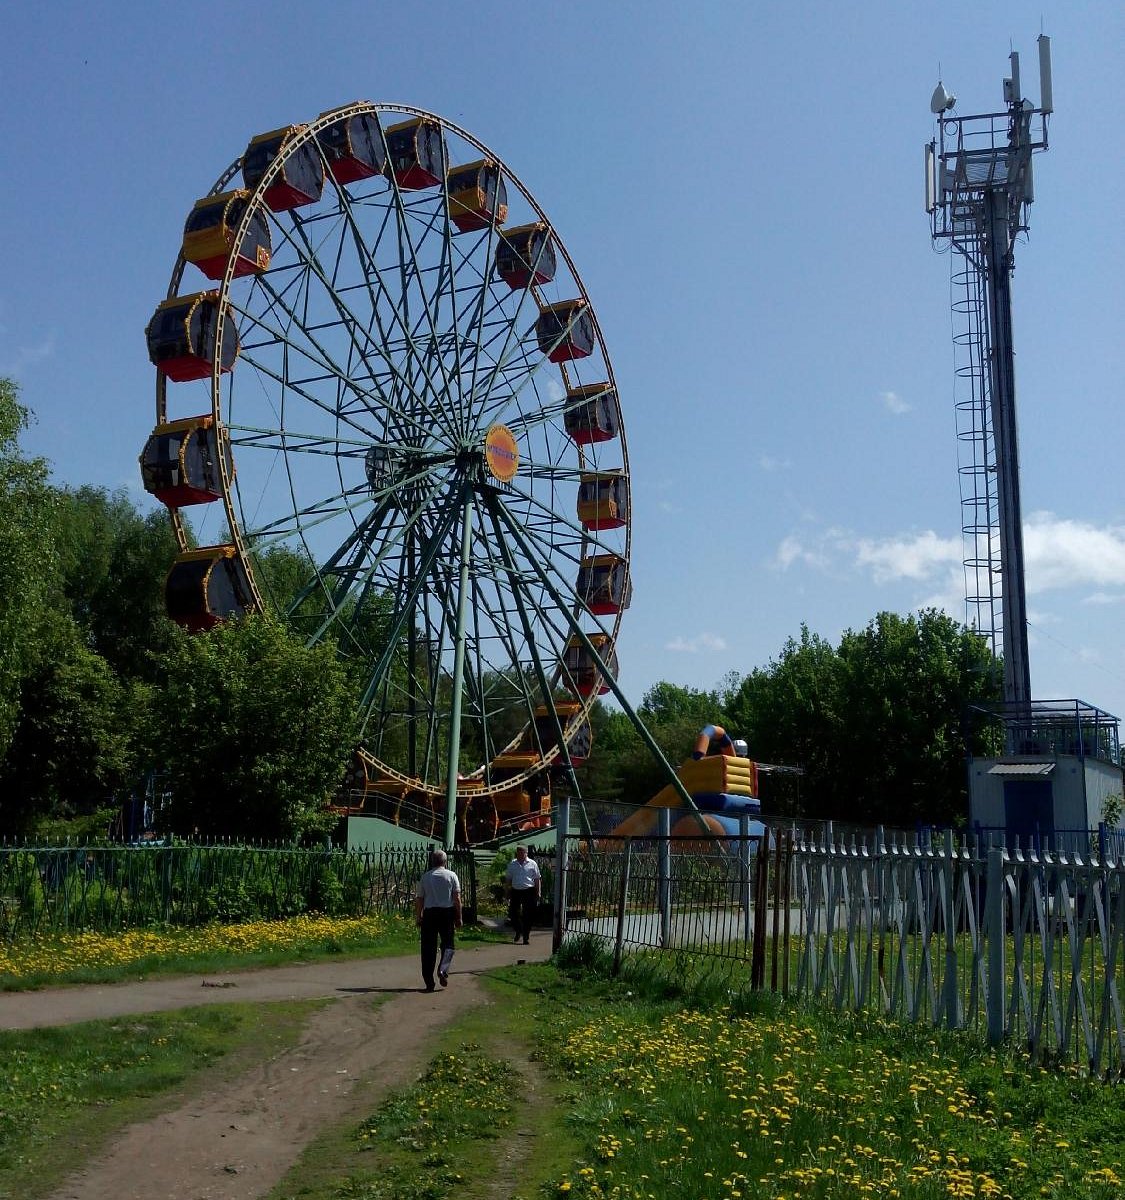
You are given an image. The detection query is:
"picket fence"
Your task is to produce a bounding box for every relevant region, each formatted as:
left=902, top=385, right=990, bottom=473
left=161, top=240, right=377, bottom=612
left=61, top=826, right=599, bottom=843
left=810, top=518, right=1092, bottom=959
left=552, top=799, right=1125, bottom=1075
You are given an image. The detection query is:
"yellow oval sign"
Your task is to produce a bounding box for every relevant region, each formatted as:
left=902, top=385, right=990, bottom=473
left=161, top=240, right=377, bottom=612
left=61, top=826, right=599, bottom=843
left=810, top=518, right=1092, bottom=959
left=484, top=424, right=519, bottom=483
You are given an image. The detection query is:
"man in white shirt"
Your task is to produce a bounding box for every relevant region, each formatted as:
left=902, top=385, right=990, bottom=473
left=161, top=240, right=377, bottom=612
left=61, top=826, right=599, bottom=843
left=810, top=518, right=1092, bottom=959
left=504, top=845, right=541, bottom=946
left=414, top=849, right=462, bottom=991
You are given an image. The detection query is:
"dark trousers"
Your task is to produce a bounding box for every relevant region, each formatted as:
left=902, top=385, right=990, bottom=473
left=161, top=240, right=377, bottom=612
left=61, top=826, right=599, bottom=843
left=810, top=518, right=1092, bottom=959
left=420, top=907, right=456, bottom=987
left=509, top=889, right=537, bottom=941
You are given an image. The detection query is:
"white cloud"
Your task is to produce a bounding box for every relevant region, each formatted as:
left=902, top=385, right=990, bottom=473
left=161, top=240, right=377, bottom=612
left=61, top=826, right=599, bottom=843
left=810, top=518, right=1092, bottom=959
left=665, top=632, right=728, bottom=653
left=0, top=332, right=56, bottom=375
left=1023, top=512, right=1125, bottom=592
left=1082, top=591, right=1125, bottom=606
left=879, top=390, right=911, bottom=415
left=854, top=530, right=961, bottom=583
left=758, top=453, right=792, bottom=472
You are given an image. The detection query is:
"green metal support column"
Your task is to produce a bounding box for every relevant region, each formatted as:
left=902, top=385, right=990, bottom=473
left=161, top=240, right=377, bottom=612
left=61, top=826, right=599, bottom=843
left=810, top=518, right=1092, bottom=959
left=444, top=490, right=475, bottom=848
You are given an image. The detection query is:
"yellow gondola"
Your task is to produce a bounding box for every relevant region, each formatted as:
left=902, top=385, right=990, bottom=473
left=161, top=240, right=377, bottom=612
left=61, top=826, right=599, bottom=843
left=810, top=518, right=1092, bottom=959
left=577, top=470, right=628, bottom=531
left=181, top=190, right=271, bottom=280
left=446, top=159, right=508, bottom=232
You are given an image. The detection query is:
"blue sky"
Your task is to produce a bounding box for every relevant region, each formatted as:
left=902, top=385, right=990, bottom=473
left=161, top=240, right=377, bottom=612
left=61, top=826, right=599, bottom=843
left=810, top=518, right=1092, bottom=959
left=2, top=1, right=1123, bottom=723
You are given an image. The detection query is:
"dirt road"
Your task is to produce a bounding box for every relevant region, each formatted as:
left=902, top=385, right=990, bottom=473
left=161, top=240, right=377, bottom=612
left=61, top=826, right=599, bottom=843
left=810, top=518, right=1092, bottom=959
left=1, top=934, right=551, bottom=1200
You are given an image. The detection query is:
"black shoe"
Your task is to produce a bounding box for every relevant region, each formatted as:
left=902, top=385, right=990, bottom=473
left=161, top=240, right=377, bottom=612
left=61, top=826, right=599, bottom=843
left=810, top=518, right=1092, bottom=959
left=523, top=938, right=530, bottom=945
left=513, top=934, right=521, bottom=942
left=424, top=983, right=435, bottom=992
left=438, top=971, right=448, bottom=987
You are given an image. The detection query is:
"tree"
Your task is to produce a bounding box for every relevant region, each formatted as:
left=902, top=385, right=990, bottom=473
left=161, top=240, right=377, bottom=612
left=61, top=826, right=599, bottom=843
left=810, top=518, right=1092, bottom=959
left=149, top=614, right=358, bottom=841
left=726, top=611, right=1002, bottom=826
left=55, top=486, right=180, bottom=682
left=0, top=378, right=60, bottom=760
left=0, top=612, right=138, bottom=835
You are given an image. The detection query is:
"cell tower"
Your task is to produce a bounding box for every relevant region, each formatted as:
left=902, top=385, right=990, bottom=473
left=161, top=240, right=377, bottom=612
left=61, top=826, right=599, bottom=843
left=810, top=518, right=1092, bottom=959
left=925, top=38, right=1053, bottom=711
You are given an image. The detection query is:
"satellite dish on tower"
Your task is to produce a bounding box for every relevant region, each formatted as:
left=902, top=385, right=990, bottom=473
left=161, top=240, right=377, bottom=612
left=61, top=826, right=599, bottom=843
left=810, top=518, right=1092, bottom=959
left=930, top=82, right=957, bottom=113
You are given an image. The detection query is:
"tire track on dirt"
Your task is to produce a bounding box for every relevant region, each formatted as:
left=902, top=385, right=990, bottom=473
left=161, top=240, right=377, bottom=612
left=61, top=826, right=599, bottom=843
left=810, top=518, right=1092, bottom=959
left=46, top=980, right=486, bottom=1200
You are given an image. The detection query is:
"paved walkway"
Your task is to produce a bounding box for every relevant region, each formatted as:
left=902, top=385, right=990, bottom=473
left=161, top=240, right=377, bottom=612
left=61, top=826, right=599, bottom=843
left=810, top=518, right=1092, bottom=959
left=0, top=931, right=551, bottom=1030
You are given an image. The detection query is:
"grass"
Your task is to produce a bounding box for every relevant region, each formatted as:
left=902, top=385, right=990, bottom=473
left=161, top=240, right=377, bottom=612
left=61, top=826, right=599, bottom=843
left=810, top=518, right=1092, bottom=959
left=0, top=998, right=324, bottom=1200
left=265, top=976, right=582, bottom=1200
left=0, top=913, right=508, bottom=990
left=2, top=918, right=1123, bottom=1199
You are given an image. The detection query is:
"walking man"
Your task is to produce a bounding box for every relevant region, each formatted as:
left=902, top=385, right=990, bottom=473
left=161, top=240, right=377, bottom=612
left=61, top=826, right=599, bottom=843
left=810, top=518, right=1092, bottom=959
left=414, top=849, right=462, bottom=992
left=504, top=845, right=541, bottom=945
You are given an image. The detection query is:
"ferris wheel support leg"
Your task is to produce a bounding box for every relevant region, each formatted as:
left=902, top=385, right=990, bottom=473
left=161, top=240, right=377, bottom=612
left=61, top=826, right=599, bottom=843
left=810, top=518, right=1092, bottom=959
left=444, top=491, right=476, bottom=848
left=492, top=499, right=707, bottom=830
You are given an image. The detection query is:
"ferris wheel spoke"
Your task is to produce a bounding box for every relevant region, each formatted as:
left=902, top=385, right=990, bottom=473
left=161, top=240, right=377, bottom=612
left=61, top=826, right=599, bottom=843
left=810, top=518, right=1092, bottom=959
left=233, top=289, right=394, bottom=438
left=237, top=482, right=373, bottom=547
left=327, top=187, right=463, bottom=442
left=266, top=219, right=454, bottom=440
left=355, top=487, right=465, bottom=729
left=379, top=177, right=464, bottom=424
left=481, top=496, right=574, bottom=740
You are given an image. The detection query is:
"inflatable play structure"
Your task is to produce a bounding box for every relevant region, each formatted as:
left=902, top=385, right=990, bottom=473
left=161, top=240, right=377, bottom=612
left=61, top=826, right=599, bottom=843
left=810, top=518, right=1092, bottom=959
left=608, top=725, right=765, bottom=840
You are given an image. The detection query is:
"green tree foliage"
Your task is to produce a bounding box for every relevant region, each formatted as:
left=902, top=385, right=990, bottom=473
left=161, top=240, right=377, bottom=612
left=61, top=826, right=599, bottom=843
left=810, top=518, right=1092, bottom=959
left=726, top=610, right=1001, bottom=826
left=0, top=378, right=60, bottom=761
left=150, top=614, right=358, bottom=841
left=0, top=613, right=139, bottom=833
left=55, top=486, right=180, bottom=680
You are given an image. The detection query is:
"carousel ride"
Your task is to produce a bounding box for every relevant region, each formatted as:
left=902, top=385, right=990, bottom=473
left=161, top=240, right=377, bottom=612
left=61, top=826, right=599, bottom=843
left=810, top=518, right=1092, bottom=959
left=139, top=103, right=637, bottom=846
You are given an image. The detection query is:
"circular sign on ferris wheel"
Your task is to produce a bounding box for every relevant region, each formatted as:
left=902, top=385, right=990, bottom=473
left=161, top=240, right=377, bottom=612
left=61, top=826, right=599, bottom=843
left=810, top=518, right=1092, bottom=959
left=484, top=423, right=519, bottom=483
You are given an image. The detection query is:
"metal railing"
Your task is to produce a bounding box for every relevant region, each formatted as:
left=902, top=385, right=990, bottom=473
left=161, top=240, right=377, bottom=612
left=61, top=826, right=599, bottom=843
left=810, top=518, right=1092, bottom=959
left=0, top=842, right=477, bottom=939
left=552, top=799, right=1125, bottom=1074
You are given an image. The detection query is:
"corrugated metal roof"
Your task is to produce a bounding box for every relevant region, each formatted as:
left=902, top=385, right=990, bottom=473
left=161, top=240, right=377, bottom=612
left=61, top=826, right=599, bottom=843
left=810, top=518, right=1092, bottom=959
left=987, top=762, right=1055, bottom=777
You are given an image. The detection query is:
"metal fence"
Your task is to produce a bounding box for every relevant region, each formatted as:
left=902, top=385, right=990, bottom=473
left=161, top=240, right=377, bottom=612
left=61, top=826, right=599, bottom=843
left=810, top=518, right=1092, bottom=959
left=552, top=800, right=1125, bottom=1075
left=0, top=842, right=477, bottom=939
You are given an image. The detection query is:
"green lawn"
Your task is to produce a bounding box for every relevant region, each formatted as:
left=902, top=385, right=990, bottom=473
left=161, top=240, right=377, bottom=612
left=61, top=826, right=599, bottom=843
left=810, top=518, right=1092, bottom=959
left=1, top=923, right=1122, bottom=1199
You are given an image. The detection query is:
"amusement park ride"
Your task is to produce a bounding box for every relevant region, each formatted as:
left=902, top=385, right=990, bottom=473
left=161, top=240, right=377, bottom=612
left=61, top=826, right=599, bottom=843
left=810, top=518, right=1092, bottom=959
left=140, top=104, right=737, bottom=847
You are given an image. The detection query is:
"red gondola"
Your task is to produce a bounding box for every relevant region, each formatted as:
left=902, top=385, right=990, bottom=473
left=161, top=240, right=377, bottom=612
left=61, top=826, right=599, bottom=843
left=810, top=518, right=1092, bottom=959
left=577, top=470, right=628, bottom=531
left=181, top=190, right=271, bottom=281
left=384, top=117, right=444, bottom=190
left=564, top=634, right=618, bottom=698
left=577, top=554, right=632, bottom=616
left=165, top=545, right=253, bottom=632
left=146, top=292, right=239, bottom=383
left=446, top=160, right=508, bottom=232
left=564, top=383, right=619, bottom=445
left=242, top=125, right=325, bottom=211
left=537, top=299, right=594, bottom=363
left=140, top=415, right=231, bottom=507
left=317, top=110, right=386, bottom=184
left=495, top=222, right=556, bottom=289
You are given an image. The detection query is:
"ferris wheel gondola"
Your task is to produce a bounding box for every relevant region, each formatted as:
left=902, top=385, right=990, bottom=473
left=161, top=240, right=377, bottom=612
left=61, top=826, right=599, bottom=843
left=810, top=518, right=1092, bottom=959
left=140, top=102, right=630, bottom=843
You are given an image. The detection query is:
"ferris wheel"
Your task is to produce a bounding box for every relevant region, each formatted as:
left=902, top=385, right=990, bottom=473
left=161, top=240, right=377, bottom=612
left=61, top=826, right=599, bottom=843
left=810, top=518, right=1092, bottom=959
left=140, top=103, right=631, bottom=843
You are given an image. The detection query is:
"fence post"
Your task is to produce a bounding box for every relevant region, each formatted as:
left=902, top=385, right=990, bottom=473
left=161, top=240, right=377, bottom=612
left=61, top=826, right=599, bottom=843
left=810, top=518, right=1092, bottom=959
left=552, top=796, right=570, bottom=953
left=986, top=845, right=1006, bottom=1046
left=942, top=829, right=960, bottom=1029
left=740, top=812, right=752, bottom=948
left=658, top=807, right=671, bottom=947
left=612, top=838, right=633, bottom=977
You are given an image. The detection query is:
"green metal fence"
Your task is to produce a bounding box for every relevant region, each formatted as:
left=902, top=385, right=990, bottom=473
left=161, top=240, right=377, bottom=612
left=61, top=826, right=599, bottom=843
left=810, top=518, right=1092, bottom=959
left=0, top=842, right=477, bottom=939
